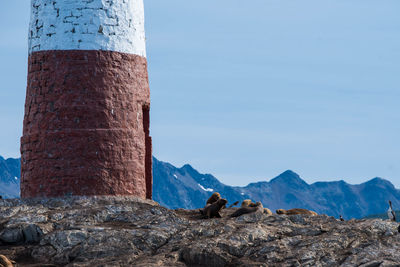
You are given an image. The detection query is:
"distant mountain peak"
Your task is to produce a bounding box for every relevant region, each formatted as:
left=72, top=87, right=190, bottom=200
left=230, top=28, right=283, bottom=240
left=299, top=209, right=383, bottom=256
left=271, top=170, right=307, bottom=185
left=180, top=164, right=200, bottom=177
left=182, top=164, right=195, bottom=171
left=365, top=177, right=395, bottom=188
left=280, top=170, right=300, bottom=178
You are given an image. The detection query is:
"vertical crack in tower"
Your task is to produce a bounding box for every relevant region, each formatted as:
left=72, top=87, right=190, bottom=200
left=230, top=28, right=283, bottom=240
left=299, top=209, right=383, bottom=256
left=21, top=0, right=152, bottom=198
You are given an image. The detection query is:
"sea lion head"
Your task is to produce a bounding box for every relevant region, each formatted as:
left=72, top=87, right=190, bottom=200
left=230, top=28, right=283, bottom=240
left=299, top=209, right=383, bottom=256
left=206, top=192, right=221, bottom=205
left=211, top=192, right=221, bottom=199
left=276, top=209, right=286, bottom=214
left=241, top=199, right=252, bottom=207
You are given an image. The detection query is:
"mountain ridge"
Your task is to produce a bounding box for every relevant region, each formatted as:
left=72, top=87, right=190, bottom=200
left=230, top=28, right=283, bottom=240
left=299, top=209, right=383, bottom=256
left=0, top=155, right=399, bottom=219
left=151, top=157, right=400, bottom=220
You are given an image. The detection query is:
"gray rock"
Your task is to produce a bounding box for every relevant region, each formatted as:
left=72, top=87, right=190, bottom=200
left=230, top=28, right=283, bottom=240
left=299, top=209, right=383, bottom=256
left=0, top=227, right=23, bottom=244
left=22, top=224, right=43, bottom=243
left=0, top=196, right=399, bottom=266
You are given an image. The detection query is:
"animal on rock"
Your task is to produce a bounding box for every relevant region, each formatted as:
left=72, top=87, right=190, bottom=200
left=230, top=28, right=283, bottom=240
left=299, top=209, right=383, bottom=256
left=203, top=198, right=228, bottom=219
left=0, top=255, right=15, bottom=267
left=241, top=199, right=272, bottom=215
left=200, top=192, right=224, bottom=216
left=276, top=208, right=318, bottom=216
left=388, top=200, right=396, bottom=222
left=206, top=192, right=221, bottom=205
left=231, top=201, right=264, bottom=217
left=339, top=215, right=345, bottom=221
left=263, top=207, right=273, bottom=215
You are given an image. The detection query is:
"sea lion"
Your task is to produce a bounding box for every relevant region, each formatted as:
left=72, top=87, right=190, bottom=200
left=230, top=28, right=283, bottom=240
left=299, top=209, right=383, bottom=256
left=241, top=199, right=272, bottom=215
left=203, top=198, right=228, bottom=219
left=231, top=201, right=264, bottom=217
left=206, top=192, right=221, bottom=205
left=200, top=192, right=223, bottom=216
left=263, top=208, right=273, bottom=215
left=0, top=255, right=15, bottom=267
left=276, top=208, right=318, bottom=216
left=241, top=199, right=263, bottom=208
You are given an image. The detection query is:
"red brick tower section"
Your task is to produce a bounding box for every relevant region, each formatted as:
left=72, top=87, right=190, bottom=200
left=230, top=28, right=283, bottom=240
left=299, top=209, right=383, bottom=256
left=21, top=0, right=152, bottom=199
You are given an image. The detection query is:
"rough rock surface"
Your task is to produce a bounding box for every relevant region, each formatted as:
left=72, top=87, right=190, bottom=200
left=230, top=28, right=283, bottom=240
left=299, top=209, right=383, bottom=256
left=0, top=197, right=399, bottom=266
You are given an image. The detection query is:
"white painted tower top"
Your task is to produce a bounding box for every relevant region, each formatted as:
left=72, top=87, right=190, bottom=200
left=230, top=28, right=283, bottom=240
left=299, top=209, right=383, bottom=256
left=29, top=0, right=146, bottom=57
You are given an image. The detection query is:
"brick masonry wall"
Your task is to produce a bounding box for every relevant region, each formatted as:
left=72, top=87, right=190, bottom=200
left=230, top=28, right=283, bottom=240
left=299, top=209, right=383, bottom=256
left=21, top=50, right=152, bottom=198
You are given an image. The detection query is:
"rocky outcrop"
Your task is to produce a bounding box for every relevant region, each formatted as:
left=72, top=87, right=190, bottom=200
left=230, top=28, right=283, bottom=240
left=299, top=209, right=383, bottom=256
left=0, top=197, right=399, bottom=266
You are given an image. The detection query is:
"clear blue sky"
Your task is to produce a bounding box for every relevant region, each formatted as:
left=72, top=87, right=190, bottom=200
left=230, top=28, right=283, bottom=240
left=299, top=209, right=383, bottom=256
left=1, top=0, right=400, bottom=187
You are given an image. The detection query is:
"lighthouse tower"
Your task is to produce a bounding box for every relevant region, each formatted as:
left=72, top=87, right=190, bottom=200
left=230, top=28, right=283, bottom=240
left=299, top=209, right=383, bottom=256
left=21, top=0, right=152, bottom=199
